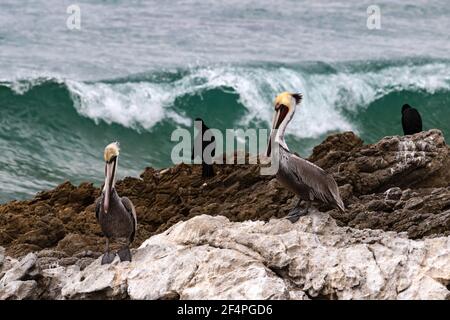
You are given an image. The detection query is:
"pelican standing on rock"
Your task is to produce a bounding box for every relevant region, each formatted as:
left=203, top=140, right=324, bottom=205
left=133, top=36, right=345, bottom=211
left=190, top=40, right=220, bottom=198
left=266, top=92, right=345, bottom=222
left=95, top=142, right=137, bottom=264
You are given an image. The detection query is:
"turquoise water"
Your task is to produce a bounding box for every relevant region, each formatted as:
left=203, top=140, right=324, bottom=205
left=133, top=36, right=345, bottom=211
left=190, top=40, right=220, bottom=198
left=0, top=1, right=449, bottom=202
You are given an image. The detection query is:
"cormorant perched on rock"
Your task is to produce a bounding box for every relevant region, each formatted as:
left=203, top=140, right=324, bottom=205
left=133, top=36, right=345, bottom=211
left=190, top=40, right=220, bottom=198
left=402, top=104, right=422, bottom=135
left=266, top=92, right=345, bottom=223
left=192, top=118, right=216, bottom=178
left=95, top=142, right=137, bottom=264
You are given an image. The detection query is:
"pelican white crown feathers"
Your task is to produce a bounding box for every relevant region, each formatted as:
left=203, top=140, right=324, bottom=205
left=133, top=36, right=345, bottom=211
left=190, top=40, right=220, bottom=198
left=95, top=141, right=137, bottom=264
left=104, top=141, right=120, bottom=162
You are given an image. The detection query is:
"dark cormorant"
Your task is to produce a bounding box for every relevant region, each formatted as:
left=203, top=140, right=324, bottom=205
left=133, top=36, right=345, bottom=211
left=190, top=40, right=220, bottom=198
left=402, top=104, right=422, bottom=135
left=192, top=118, right=216, bottom=178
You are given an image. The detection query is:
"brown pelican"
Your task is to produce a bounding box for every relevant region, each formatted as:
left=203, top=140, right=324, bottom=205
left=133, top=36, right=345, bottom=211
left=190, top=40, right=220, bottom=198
left=266, top=92, right=345, bottom=222
left=95, top=142, right=137, bottom=264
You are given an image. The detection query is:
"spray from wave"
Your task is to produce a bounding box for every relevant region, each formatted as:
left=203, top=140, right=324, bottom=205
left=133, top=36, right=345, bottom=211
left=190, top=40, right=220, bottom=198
left=4, top=59, right=449, bottom=139
left=0, top=59, right=449, bottom=202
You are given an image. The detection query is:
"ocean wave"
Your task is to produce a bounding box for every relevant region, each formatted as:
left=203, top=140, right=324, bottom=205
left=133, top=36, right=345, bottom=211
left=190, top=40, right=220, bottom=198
left=2, top=60, right=450, bottom=139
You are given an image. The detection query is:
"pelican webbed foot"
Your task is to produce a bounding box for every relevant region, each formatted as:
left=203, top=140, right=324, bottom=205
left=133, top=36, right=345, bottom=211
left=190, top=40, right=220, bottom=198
left=101, top=251, right=116, bottom=265
left=285, top=200, right=310, bottom=223
left=118, top=246, right=132, bottom=262
left=285, top=207, right=309, bottom=223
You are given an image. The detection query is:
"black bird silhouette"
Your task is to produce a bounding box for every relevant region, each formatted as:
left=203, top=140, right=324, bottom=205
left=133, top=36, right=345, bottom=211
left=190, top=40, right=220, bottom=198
left=401, top=104, right=422, bottom=135
left=192, top=118, right=215, bottom=177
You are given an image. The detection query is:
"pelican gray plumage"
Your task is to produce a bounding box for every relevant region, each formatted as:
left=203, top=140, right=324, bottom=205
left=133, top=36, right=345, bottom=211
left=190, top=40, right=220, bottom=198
left=95, top=142, right=137, bottom=264
left=266, top=92, right=345, bottom=222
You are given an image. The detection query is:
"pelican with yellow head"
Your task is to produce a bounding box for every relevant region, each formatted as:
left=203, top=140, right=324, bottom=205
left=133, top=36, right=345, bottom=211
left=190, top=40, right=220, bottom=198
left=95, top=142, right=137, bottom=264
left=266, top=92, right=345, bottom=222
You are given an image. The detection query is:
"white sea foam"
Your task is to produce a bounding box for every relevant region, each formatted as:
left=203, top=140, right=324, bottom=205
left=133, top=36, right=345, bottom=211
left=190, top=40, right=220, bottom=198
left=0, top=71, right=64, bottom=95
left=66, top=80, right=175, bottom=129
left=4, top=62, right=450, bottom=139
left=164, top=62, right=450, bottom=138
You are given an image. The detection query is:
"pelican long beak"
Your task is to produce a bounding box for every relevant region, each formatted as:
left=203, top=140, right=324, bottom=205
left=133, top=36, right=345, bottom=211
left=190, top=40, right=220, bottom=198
left=266, top=104, right=290, bottom=157
left=103, top=158, right=116, bottom=213
left=266, top=108, right=281, bottom=157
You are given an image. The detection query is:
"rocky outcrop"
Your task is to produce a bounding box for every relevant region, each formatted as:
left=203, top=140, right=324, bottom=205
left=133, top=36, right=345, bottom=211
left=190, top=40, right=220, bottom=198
left=311, top=129, right=449, bottom=195
left=0, top=129, right=449, bottom=299
left=1, top=130, right=449, bottom=259
left=0, top=252, right=38, bottom=299
left=1, top=213, right=449, bottom=300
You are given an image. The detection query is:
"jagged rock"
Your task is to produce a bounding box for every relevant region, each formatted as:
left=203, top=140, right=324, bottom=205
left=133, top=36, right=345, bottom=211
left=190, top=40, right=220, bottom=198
left=309, top=131, right=364, bottom=164
left=312, top=129, right=448, bottom=195
left=384, top=187, right=403, bottom=201
left=0, top=280, right=37, bottom=300
left=0, top=252, right=39, bottom=300
left=0, top=214, right=437, bottom=300
left=56, top=233, right=103, bottom=257
left=0, top=130, right=448, bottom=301
left=340, top=187, right=450, bottom=238
left=0, top=247, right=4, bottom=268
left=0, top=253, right=37, bottom=285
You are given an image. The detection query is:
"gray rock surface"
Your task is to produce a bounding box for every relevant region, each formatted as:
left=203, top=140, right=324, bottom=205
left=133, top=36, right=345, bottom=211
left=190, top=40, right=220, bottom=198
left=0, top=247, right=4, bottom=268
left=1, top=213, right=449, bottom=300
